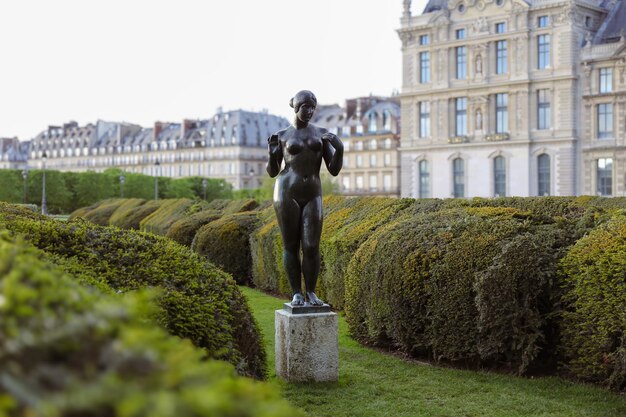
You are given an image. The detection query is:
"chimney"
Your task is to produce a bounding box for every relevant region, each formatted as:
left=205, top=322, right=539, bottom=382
left=181, top=119, right=197, bottom=139
left=153, top=121, right=164, bottom=142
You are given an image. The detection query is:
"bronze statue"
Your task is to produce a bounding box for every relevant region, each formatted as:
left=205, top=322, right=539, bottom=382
left=267, top=90, right=344, bottom=306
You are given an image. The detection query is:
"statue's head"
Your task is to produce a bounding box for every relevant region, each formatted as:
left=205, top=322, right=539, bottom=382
left=290, top=90, right=317, bottom=113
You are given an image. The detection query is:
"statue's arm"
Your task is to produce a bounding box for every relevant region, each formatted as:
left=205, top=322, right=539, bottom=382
left=266, top=134, right=283, bottom=178
left=322, top=131, right=343, bottom=176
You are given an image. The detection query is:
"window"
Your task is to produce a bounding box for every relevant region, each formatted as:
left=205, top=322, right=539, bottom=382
left=420, top=52, right=431, bottom=83
left=456, top=46, right=467, bottom=79
left=355, top=141, right=363, bottom=151
left=370, top=139, right=377, bottom=150
left=383, top=174, right=392, bottom=192
left=356, top=155, right=364, bottom=167
left=599, top=68, right=613, bottom=93
left=496, top=93, right=508, bottom=133
left=456, top=28, right=466, bottom=40
left=496, top=40, right=508, bottom=74
left=383, top=110, right=392, bottom=130
left=368, top=113, right=377, bottom=133
left=597, top=158, right=613, bottom=196
left=370, top=154, right=377, bottom=167
left=538, top=154, right=550, bottom=196
left=342, top=126, right=351, bottom=136
left=384, top=138, right=392, bottom=149
left=419, top=34, right=429, bottom=45
left=356, top=124, right=363, bottom=134
left=453, top=158, right=465, bottom=198
left=537, top=89, right=551, bottom=130
left=419, top=102, right=431, bottom=137
left=538, top=34, right=550, bottom=69
left=419, top=160, right=430, bottom=198
left=356, top=175, right=364, bottom=191
left=538, top=16, right=549, bottom=28
left=384, top=153, right=392, bottom=167
left=455, top=97, right=468, bottom=136
left=597, top=103, right=613, bottom=139
left=343, top=156, right=349, bottom=168
left=369, top=175, right=378, bottom=192
left=494, top=156, right=506, bottom=197
left=495, top=22, right=506, bottom=33
left=342, top=176, right=350, bottom=191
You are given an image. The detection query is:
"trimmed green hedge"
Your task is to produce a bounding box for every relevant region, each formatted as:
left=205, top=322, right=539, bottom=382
left=192, top=212, right=260, bottom=285
left=345, top=207, right=576, bottom=373
left=110, top=199, right=164, bottom=230
left=108, top=197, right=148, bottom=225
left=139, top=198, right=199, bottom=235
left=166, top=209, right=223, bottom=246
left=0, top=232, right=302, bottom=417
left=80, top=198, right=126, bottom=225
left=0, top=202, right=266, bottom=379
left=560, top=213, right=626, bottom=390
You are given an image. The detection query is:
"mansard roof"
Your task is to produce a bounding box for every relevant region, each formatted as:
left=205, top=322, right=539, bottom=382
left=594, top=0, right=626, bottom=44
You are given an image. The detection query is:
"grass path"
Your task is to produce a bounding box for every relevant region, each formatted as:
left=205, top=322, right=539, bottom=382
left=240, top=286, right=626, bottom=417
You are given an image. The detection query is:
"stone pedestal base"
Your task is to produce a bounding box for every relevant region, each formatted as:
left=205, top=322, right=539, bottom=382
left=275, top=307, right=338, bottom=382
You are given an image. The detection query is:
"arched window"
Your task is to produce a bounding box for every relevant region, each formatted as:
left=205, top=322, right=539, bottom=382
left=383, top=110, right=392, bottom=131
left=419, top=160, right=430, bottom=198
left=453, top=158, right=465, bottom=198
left=537, top=154, right=550, bottom=196
left=368, top=113, right=377, bottom=133
left=494, top=156, right=506, bottom=196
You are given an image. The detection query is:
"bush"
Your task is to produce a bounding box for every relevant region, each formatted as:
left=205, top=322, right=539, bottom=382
left=250, top=206, right=290, bottom=296
left=166, top=209, right=223, bottom=247
left=192, top=212, right=260, bottom=285
left=0, top=232, right=302, bottom=417
left=80, top=198, right=126, bottom=226
left=345, top=207, right=576, bottom=374
left=108, top=198, right=148, bottom=225
left=0, top=202, right=266, bottom=379
left=139, top=198, right=199, bottom=235
left=559, top=213, right=626, bottom=390
left=110, top=199, right=164, bottom=230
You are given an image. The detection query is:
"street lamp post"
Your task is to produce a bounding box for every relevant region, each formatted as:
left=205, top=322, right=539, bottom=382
left=202, top=178, right=207, bottom=201
left=21, top=169, right=28, bottom=204
left=119, top=173, right=125, bottom=198
left=249, top=168, right=255, bottom=188
left=154, top=160, right=160, bottom=200
left=41, top=152, right=48, bottom=215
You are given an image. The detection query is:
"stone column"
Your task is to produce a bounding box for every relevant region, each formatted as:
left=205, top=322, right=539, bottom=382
left=275, top=304, right=339, bottom=382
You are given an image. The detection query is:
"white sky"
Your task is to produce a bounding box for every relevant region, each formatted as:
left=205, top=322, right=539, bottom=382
left=0, top=0, right=428, bottom=140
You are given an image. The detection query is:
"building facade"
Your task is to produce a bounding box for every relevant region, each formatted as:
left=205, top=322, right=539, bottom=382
left=0, top=137, right=28, bottom=170
left=398, top=0, right=625, bottom=198
left=24, top=110, right=289, bottom=190
left=312, top=96, right=402, bottom=197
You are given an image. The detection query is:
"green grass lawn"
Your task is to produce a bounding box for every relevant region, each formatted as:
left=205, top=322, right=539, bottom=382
left=240, top=286, right=626, bottom=417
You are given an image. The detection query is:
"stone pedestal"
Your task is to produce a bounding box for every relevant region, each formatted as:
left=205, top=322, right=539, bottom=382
left=275, top=304, right=338, bottom=382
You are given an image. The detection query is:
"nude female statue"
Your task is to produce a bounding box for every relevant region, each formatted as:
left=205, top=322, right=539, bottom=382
left=266, top=90, right=344, bottom=306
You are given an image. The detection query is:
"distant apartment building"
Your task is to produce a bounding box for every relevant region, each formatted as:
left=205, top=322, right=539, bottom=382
left=0, top=137, right=28, bottom=170
left=24, top=109, right=289, bottom=190
left=312, top=96, right=402, bottom=197
left=398, top=0, right=626, bottom=197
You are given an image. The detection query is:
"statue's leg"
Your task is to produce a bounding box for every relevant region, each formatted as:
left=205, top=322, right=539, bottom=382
left=275, top=198, right=304, bottom=305
left=302, top=196, right=323, bottom=305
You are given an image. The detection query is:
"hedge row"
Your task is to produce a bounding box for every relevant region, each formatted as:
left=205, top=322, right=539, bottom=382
left=71, top=195, right=626, bottom=390
left=0, top=202, right=266, bottom=379
left=0, top=231, right=302, bottom=417
left=71, top=198, right=261, bottom=284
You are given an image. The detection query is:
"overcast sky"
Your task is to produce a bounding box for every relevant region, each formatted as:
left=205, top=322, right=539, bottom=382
left=0, top=0, right=428, bottom=140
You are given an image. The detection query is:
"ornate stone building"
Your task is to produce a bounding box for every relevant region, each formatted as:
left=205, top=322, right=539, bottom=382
left=24, top=110, right=289, bottom=190
left=312, top=96, right=402, bottom=197
left=0, top=138, right=28, bottom=170
left=398, top=0, right=625, bottom=198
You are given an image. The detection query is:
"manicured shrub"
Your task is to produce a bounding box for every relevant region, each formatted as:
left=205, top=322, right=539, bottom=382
left=559, top=213, right=626, bottom=391
left=0, top=232, right=303, bottom=417
left=318, top=196, right=413, bottom=308
left=139, top=198, right=198, bottom=235
left=0, top=203, right=266, bottom=379
left=108, top=198, right=147, bottom=225
left=80, top=198, right=126, bottom=225
left=166, top=209, right=222, bottom=246
left=192, top=212, right=260, bottom=285
left=346, top=206, right=576, bottom=373
left=250, top=206, right=290, bottom=296
left=110, top=199, right=164, bottom=229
